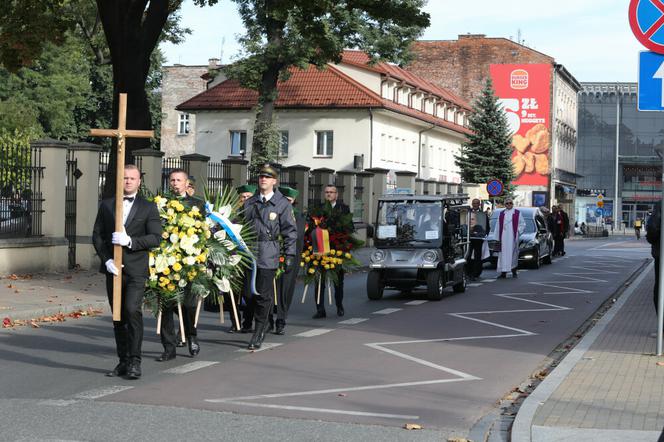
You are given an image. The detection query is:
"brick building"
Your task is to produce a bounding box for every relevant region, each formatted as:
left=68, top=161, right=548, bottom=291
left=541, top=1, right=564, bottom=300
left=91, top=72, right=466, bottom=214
left=407, top=35, right=581, bottom=220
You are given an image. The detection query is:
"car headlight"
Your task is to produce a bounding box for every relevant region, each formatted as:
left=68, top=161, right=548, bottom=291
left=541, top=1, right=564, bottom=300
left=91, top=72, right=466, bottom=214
left=422, top=249, right=438, bottom=263
left=371, top=250, right=386, bottom=263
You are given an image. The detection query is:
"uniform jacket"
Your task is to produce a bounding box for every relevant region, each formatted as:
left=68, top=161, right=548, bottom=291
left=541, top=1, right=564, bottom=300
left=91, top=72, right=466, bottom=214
left=92, top=196, right=162, bottom=277
left=244, top=189, right=297, bottom=269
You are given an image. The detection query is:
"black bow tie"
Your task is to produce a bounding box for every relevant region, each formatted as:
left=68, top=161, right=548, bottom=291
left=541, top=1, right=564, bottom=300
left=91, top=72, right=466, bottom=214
left=123, top=196, right=135, bottom=202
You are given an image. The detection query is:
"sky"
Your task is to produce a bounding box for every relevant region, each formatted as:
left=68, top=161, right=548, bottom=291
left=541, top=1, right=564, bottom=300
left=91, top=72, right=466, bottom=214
left=160, top=0, right=643, bottom=83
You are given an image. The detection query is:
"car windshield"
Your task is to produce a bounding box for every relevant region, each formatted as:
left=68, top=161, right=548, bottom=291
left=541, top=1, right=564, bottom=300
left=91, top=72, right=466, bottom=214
left=489, top=214, right=536, bottom=235
left=375, top=200, right=443, bottom=247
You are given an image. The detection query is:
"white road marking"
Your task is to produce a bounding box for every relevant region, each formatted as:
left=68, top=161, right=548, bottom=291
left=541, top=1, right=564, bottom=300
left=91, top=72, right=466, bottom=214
left=295, top=328, right=333, bottom=337
left=372, top=308, right=402, bottom=315
left=38, top=399, right=78, bottom=406
left=73, top=385, right=133, bottom=400
left=163, top=361, right=218, bottom=374
left=237, top=343, right=283, bottom=353
left=404, top=300, right=428, bottom=305
left=481, top=279, right=497, bottom=283
left=467, top=283, right=483, bottom=287
left=338, top=318, right=368, bottom=325
left=223, top=401, right=419, bottom=420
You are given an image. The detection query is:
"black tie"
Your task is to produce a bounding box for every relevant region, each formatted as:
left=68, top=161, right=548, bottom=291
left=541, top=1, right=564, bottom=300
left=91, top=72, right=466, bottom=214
left=262, top=196, right=266, bottom=204
left=123, top=196, right=135, bottom=202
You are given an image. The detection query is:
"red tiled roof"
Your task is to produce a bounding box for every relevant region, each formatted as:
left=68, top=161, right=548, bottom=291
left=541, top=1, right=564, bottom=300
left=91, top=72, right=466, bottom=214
left=340, top=50, right=472, bottom=110
left=177, top=57, right=471, bottom=135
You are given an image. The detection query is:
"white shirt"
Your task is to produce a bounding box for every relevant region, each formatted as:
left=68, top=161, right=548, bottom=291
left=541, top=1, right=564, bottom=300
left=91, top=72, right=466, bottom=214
left=260, top=191, right=274, bottom=203
left=331, top=201, right=337, bottom=208
left=122, top=192, right=137, bottom=225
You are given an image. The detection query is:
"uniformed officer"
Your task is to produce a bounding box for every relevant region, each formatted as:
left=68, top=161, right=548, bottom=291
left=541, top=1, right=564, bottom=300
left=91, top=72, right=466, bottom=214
left=273, top=186, right=306, bottom=335
left=243, top=165, right=297, bottom=350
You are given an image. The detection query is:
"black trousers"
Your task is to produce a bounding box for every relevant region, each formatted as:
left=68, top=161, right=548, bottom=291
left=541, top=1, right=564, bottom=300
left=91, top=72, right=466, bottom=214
left=655, top=256, right=661, bottom=315
left=553, top=235, right=565, bottom=255
left=315, top=270, right=344, bottom=313
left=468, top=238, right=484, bottom=278
left=276, top=266, right=298, bottom=323
left=160, top=293, right=197, bottom=354
left=105, top=274, right=145, bottom=363
left=254, top=268, right=277, bottom=332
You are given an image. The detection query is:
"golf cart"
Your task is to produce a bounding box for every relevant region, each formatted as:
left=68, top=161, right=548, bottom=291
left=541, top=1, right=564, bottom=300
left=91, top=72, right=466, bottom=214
left=366, top=194, right=470, bottom=301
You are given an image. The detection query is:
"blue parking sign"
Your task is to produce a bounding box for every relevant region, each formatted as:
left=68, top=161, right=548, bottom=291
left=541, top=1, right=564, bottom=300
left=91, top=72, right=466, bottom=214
left=639, top=51, right=664, bottom=111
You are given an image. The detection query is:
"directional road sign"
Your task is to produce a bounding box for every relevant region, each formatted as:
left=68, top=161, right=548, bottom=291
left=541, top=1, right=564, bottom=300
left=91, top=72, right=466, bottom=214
left=639, top=51, right=664, bottom=110
left=486, top=179, right=504, bottom=197
left=630, top=0, right=664, bottom=54
left=596, top=208, right=604, bottom=217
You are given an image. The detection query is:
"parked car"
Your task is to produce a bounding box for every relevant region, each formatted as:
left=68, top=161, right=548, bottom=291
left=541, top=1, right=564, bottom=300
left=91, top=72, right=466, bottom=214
left=487, top=207, right=553, bottom=269
left=0, top=197, right=31, bottom=238
left=366, top=194, right=470, bottom=301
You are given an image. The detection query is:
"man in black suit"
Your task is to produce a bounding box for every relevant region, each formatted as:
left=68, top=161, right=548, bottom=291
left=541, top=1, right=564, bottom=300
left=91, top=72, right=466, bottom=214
left=92, top=164, right=161, bottom=379
left=313, top=185, right=350, bottom=319
left=157, top=169, right=206, bottom=361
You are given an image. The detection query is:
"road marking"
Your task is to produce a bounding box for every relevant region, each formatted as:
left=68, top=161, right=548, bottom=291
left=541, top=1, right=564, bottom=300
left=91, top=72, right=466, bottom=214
left=481, top=279, right=496, bottom=283
left=404, top=300, right=428, bottom=305
left=237, top=343, right=283, bottom=353
left=38, top=399, right=78, bottom=406
left=223, top=401, right=420, bottom=420
left=467, top=283, right=483, bottom=287
left=73, top=385, right=133, bottom=400
left=338, top=318, right=368, bottom=325
left=295, top=328, right=333, bottom=337
left=163, top=361, right=218, bottom=374
left=372, top=308, right=402, bottom=315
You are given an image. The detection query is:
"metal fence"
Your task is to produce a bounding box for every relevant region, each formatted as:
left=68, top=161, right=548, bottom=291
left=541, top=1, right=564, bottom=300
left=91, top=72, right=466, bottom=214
left=308, top=172, right=323, bottom=210
left=0, top=142, right=43, bottom=238
left=353, top=176, right=364, bottom=222
left=65, top=150, right=79, bottom=268
left=207, top=161, right=232, bottom=197
left=99, top=151, right=110, bottom=201
left=161, top=157, right=190, bottom=193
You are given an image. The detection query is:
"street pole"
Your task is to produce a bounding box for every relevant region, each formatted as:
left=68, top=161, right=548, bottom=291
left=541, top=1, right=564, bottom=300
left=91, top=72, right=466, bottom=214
left=614, top=87, right=621, bottom=232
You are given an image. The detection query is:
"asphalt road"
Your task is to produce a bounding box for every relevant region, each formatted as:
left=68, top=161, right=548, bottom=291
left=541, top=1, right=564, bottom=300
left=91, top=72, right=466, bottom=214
left=0, top=237, right=651, bottom=441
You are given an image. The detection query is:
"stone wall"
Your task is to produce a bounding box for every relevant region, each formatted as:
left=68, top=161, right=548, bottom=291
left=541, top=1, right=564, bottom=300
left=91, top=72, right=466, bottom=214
left=407, top=35, right=554, bottom=103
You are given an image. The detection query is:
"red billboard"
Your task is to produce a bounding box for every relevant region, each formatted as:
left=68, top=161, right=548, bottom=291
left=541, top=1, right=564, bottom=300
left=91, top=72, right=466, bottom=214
left=490, top=64, right=551, bottom=186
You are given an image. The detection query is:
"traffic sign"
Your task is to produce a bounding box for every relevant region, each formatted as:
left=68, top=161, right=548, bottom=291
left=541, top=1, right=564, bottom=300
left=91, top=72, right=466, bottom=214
left=597, top=194, right=604, bottom=200
left=486, top=179, right=504, bottom=197
left=596, top=208, right=604, bottom=217
left=597, top=200, right=604, bottom=208
left=639, top=51, right=664, bottom=110
left=629, top=0, right=664, bottom=54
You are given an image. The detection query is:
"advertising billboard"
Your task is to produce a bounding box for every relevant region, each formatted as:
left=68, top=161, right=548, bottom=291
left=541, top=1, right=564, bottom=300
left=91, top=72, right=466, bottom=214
left=490, top=64, right=551, bottom=186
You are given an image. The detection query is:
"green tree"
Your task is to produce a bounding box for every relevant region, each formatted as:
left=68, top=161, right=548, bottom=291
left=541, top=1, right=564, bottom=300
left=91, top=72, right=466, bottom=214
left=455, top=78, right=515, bottom=194
left=225, top=0, right=430, bottom=172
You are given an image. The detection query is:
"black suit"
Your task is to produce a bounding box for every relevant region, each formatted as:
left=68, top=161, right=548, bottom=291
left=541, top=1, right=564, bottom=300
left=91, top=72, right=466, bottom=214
left=159, top=194, right=206, bottom=354
left=92, top=196, right=161, bottom=364
left=315, top=201, right=350, bottom=314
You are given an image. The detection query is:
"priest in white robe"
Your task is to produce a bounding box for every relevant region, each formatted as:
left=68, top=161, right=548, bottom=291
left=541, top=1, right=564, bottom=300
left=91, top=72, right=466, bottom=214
left=495, top=198, right=525, bottom=278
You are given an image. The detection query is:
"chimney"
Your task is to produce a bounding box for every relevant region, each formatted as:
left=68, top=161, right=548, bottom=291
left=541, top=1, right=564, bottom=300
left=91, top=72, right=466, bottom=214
left=208, top=57, right=220, bottom=68
left=458, top=34, right=486, bottom=40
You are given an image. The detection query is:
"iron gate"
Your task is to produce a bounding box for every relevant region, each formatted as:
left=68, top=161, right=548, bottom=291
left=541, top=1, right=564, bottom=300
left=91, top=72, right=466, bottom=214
left=65, top=150, right=80, bottom=269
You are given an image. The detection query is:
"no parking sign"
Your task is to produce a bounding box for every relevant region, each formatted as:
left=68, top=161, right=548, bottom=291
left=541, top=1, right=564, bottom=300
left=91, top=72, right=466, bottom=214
left=630, top=0, right=664, bottom=54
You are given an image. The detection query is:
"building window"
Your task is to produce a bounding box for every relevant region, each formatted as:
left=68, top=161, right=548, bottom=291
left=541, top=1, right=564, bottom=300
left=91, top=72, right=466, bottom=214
left=315, top=131, right=333, bottom=157
left=230, top=130, right=247, bottom=156
left=178, top=113, right=190, bottom=135
left=279, top=131, right=289, bottom=158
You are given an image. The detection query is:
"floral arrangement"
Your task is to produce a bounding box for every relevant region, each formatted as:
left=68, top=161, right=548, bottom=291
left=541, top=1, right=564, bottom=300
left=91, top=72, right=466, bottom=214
left=144, top=189, right=253, bottom=314
left=301, top=202, right=363, bottom=286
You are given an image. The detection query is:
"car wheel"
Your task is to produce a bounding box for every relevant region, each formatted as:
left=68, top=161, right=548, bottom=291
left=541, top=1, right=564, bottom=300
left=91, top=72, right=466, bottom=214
left=531, top=250, right=541, bottom=269
left=453, top=269, right=466, bottom=293
left=367, top=270, right=385, bottom=300
left=426, top=270, right=444, bottom=301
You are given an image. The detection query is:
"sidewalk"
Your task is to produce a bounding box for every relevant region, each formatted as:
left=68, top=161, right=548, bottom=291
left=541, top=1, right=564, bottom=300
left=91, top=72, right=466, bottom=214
left=513, top=261, right=664, bottom=441
left=0, top=269, right=108, bottom=324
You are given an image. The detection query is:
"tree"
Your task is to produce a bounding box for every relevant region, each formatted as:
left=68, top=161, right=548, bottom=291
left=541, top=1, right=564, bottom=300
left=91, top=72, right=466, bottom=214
left=226, top=0, right=430, bottom=172
left=455, top=78, right=515, bottom=194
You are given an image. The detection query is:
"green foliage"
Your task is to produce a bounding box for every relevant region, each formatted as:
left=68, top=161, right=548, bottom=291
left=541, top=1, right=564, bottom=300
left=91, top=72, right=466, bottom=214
left=455, top=78, right=515, bottom=193
left=225, top=0, right=430, bottom=166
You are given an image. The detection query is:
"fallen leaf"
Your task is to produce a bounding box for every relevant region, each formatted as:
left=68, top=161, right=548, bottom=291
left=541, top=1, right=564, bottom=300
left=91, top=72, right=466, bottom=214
left=30, top=321, right=40, bottom=328
left=2, top=317, right=13, bottom=328
left=6, top=284, right=12, bottom=288
left=14, top=290, right=19, bottom=294
left=656, top=362, right=664, bottom=366
left=8, top=274, right=17, bottom=280
left=404, top=423, right=422, bottom=430
left=338, top=393, right=347, bottom=397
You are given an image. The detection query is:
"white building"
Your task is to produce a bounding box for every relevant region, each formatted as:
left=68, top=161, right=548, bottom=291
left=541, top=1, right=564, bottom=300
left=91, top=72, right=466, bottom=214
left=174, top=51, right=471, bottom=182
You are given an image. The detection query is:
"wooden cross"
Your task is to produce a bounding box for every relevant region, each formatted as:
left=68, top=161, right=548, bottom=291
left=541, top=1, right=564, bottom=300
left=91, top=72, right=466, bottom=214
left=90, top=93, right=154, bottom=321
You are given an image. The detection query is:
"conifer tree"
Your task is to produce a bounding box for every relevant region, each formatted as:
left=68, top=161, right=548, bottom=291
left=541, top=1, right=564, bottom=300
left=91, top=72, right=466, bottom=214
left=455, top=78, right=514, bottom=193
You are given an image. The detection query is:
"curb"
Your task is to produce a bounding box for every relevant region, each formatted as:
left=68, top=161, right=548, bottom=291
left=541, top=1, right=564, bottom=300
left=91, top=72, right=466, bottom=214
left=511, top=260, right=652, bottom=442
left=2, top=301, right=109, bottom=323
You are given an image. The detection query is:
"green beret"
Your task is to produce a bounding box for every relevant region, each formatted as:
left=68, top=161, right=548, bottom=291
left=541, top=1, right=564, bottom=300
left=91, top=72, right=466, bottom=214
left=236, top=184, right=257, bottom=194
left=258, top=164, right=278, bottom=179
left=279, top=186, right=299, bottom=200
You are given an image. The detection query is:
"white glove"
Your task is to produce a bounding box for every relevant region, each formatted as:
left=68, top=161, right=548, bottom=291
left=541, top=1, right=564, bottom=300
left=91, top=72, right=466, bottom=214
left=105, top=259, right=119, bottom=276
left=112, top=230, right=131, bottom=247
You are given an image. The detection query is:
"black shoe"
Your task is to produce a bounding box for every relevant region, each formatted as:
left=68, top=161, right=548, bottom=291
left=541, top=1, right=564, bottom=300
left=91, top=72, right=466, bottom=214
left=188, top=337, right=200, bottom=356
left=240, top=325, right=252, bottom=333
left=275, top=320, right=285, bottom=335
left=156, top=351, right=176, bottom=362
left=268, top=317, right=275, bottom=332
left=337, top=306, right=345, bottom=317
left=512, top=270, right=518, bottom=278
left=106, top=362, right=127, bottom=377
left=498, top=272, right=507, bottom=279
left=247, top=330, right=264, bottom=350
left=126, top=361, right=141, bottom=379
left=175, top=331, right=185, bottom=347
left=312, top=311, right=326, bottom=319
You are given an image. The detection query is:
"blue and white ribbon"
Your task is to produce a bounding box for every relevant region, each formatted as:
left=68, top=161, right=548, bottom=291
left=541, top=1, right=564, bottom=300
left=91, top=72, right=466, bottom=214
left=205, top=202, right=258, bottom=296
